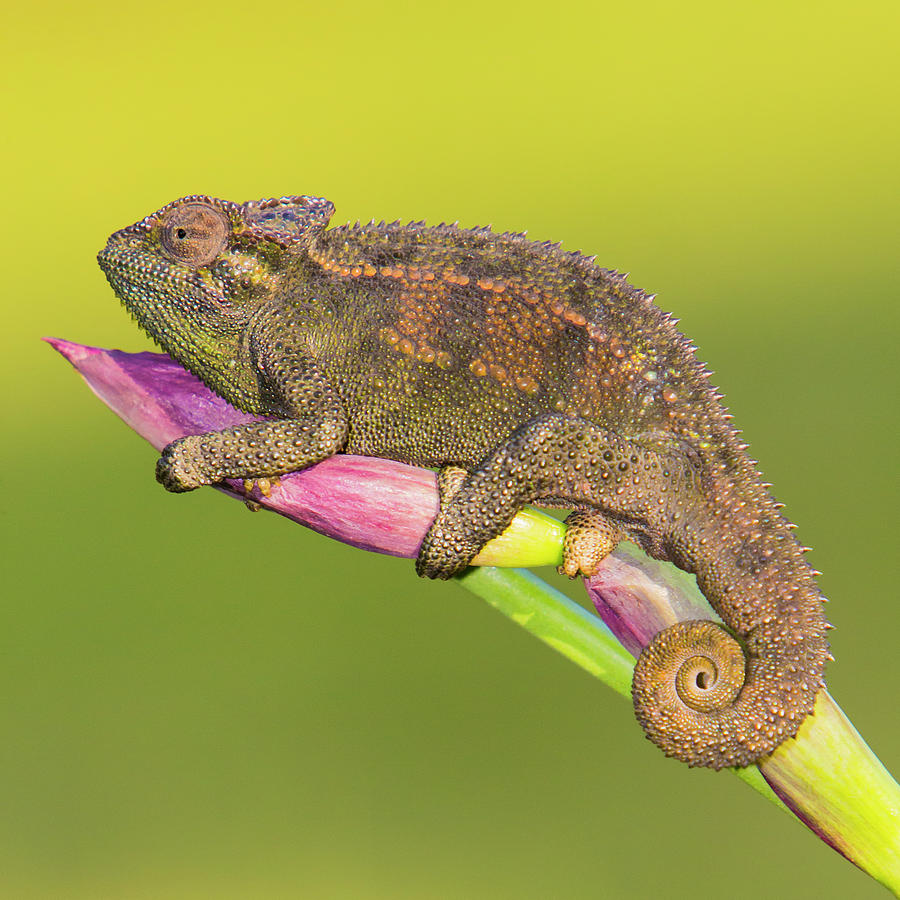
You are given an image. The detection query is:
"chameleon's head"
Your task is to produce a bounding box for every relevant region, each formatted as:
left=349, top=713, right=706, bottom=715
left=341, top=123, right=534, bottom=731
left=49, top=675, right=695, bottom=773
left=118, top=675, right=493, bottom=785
left=98, top=194, right=335, bottom=378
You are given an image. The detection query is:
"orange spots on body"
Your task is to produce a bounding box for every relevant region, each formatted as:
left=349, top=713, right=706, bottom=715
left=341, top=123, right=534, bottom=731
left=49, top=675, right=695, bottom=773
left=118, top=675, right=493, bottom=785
left=314, top=246, right=616, bottom=417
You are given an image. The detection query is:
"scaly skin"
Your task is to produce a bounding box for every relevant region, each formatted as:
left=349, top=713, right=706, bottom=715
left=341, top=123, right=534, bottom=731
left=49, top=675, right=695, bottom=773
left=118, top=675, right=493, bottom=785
left=98, top=194, right=830, bottom=768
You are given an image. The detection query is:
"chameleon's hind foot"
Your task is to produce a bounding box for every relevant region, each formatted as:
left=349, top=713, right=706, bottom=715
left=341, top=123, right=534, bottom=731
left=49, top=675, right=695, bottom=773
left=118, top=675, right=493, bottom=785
left=559, top=509, right=623, bottom=578
left=418, top=414, right=644, bottom=581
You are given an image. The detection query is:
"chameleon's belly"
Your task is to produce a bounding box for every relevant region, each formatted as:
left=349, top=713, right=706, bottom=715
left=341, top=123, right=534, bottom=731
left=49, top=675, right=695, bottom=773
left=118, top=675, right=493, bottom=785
left=341, top=394, right=522, bottom=470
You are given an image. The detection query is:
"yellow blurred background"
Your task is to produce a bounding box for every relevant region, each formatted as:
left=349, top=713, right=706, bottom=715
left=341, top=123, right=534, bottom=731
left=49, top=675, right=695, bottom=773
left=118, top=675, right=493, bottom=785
left=3, top=1, right=897, bottom=896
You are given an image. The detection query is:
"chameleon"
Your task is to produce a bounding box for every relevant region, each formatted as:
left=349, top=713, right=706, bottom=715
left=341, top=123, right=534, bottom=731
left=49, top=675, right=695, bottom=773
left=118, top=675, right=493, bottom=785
left=98, top=194, right=830, bottom=769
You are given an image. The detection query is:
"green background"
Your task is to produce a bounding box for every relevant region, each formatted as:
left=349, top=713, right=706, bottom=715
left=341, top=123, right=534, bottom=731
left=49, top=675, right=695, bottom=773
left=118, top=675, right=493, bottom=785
left=3, top=1, right=898, bottom=897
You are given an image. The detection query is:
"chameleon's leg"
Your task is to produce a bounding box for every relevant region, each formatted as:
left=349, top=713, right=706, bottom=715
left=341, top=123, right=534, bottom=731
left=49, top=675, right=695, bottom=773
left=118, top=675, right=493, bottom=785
left=156, top=415, right=349, bottom=491
left=559, top=509, right=624, bottom=578
left=440, top=465, right=622, bottom=578
left=417, top=412, right=681, bottom=580
left=157, top=354, right=349, bottom=492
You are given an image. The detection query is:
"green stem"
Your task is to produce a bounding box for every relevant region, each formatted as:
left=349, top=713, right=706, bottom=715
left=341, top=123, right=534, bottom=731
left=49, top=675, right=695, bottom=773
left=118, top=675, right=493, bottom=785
left=458, top=567, right=634, bottom=698
left=457, top=567, right=786, bottom=811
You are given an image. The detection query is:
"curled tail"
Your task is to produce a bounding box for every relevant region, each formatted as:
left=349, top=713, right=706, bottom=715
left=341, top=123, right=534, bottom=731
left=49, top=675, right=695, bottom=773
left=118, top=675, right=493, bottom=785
left=631, top=487, right=830, bottom=769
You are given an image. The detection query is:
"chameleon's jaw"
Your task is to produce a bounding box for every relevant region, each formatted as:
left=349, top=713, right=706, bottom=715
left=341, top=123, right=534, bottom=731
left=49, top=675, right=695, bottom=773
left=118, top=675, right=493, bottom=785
left=97, top=242, right=143, bottom=321
left=97, top=238, right=245, bottom=366
left=98, top=240, right=173, bottom=341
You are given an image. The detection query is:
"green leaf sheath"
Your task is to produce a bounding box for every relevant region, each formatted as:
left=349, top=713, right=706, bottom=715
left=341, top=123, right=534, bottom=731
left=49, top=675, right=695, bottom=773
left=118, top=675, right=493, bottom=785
left=458, top=567, right=634, bottom=699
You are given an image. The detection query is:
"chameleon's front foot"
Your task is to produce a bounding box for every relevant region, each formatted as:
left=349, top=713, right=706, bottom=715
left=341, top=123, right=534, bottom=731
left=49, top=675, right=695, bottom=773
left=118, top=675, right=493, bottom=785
left=155, top=417, right=348, bottom=494
left=156, top=437, right=213, bottom=492
left=415, top=466, right=484, bottom=579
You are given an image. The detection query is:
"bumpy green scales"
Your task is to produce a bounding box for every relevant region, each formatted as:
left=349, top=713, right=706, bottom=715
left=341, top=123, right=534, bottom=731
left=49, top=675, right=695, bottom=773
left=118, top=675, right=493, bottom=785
left=98, top=194, right=829, bottom=769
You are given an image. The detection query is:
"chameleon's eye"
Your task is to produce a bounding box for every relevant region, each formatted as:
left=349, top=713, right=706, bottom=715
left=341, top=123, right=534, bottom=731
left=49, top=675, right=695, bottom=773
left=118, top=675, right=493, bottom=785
left=160, top=203, right=228, bottom=267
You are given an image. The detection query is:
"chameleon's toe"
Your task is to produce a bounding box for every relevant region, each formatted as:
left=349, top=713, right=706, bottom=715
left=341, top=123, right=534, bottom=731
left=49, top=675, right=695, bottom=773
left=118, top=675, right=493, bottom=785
left=242, top=476, right=281, bottom=498
left=559, top=510, right=623, bottom=578
left=436, top=465, right=468, bottom=503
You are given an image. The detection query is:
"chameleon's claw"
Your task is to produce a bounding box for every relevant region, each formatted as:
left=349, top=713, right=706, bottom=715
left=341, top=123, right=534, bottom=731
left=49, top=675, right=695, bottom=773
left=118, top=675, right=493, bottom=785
left=241, top=480, right=263, bottom=510
left=253, top=476, right=280, bottom=497
left=241, top=476, right=282, bottom=500
left=436, top=465, right=468, bottom=504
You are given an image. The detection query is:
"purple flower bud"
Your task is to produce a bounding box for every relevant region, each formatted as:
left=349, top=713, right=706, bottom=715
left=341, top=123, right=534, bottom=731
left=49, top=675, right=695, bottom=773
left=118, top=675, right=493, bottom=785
left=49, top=338, right=900, bottom=891
left=46, top=339, right=563, bottom=565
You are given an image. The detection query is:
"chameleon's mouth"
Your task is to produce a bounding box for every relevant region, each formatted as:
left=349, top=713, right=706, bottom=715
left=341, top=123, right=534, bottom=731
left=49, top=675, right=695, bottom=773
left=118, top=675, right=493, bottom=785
left=97, top=246, right=143, bottom=308
left=97, top=246, right=127, bottom=294
left=96, top=244, right=115, bottom=277
left=97, top=241, right=138, bottom=290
